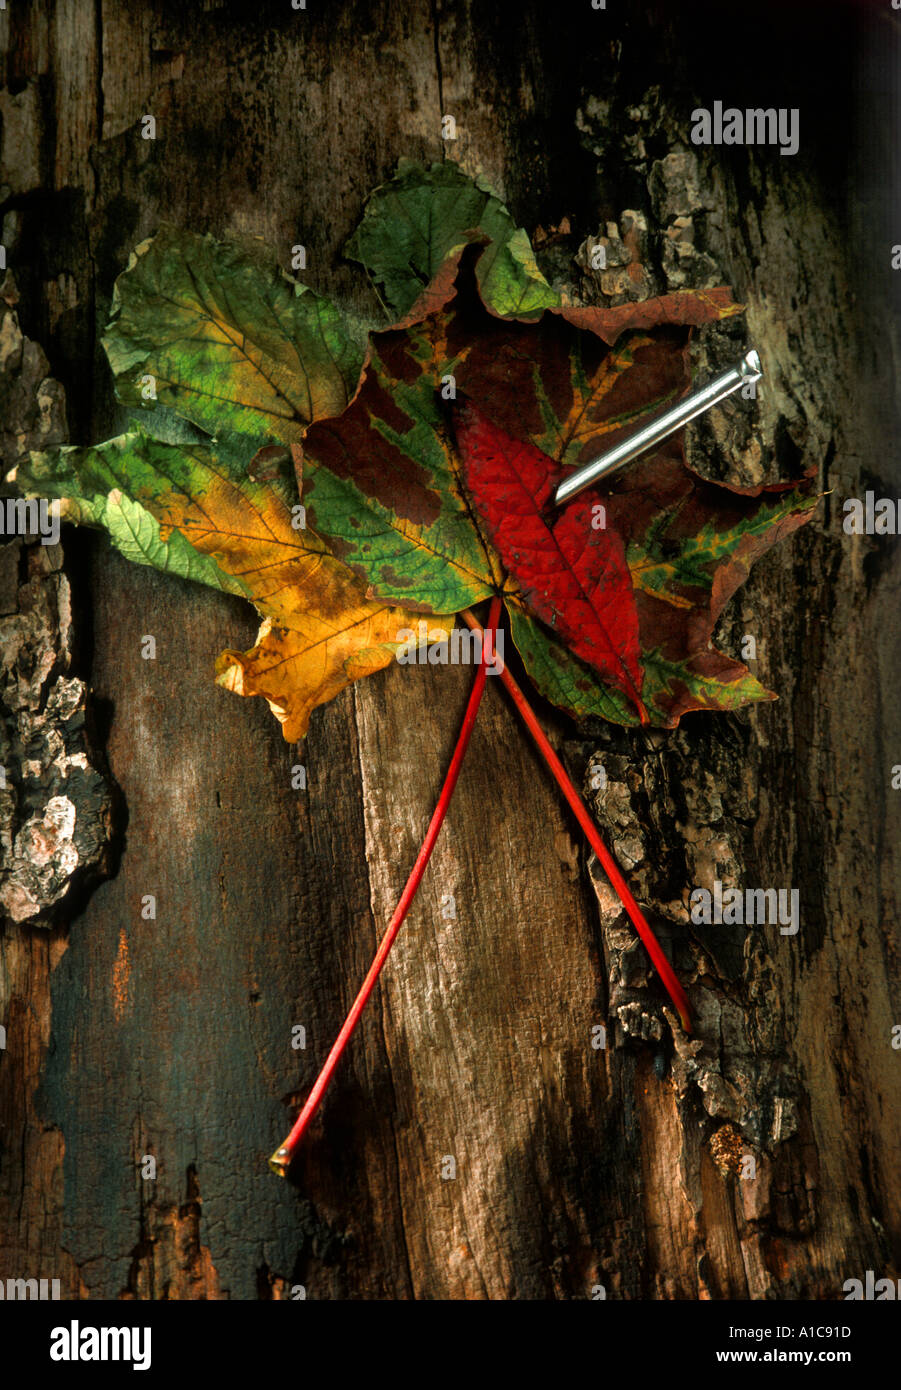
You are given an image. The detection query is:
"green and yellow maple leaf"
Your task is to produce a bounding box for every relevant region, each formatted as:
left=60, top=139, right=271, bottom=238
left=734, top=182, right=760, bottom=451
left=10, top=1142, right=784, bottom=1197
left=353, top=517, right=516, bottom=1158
left=14, top=431, right=447, bottom=741
left=103, top=225, right=364, bottom=450
left=346, top=158, right=560, bottom=320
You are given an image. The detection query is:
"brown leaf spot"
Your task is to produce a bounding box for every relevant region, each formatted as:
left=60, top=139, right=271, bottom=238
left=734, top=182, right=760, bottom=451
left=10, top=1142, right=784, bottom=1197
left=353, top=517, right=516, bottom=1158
left=305, top=369, right=442, bottom=527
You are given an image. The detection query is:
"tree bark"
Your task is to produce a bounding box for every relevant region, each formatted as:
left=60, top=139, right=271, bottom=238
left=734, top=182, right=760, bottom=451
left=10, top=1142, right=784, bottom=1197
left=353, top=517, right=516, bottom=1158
left=1, top=0, right=899, bottom=1300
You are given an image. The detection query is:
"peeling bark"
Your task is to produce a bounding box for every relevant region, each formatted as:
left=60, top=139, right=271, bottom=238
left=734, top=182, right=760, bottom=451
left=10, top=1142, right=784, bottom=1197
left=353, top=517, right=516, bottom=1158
left=0, top=272, right=116, bottom=924
left=122, top=1167, right=223, bottom=1302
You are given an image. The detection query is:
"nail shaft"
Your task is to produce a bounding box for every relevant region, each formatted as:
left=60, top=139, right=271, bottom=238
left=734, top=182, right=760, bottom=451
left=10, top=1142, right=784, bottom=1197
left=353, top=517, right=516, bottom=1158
left=553, top=348, right=762, bottom=506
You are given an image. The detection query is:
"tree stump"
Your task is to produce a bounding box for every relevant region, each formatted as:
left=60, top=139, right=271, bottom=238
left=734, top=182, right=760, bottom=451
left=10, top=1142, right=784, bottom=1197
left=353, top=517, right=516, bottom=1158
left=1, top=0, right=898, bottom=1300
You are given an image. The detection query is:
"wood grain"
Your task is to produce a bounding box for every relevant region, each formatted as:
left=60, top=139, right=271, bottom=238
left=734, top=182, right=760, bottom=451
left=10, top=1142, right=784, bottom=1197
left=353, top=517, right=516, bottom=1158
left=1, top=0, right=898, bottom=1300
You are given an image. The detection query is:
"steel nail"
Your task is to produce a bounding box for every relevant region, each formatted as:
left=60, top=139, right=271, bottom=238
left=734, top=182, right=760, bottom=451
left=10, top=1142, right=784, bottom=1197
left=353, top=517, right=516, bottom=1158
left=553, top=348, right=762, bottom=507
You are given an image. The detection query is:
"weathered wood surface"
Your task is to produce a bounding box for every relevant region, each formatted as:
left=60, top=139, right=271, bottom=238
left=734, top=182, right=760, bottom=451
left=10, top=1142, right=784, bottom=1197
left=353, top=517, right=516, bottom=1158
left=1, top=0, right=899, bottom=1299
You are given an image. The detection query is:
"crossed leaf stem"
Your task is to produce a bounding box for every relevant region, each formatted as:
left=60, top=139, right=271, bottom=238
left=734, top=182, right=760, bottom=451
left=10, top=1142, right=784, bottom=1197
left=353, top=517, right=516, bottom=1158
left=269, top=595, right=503, bottom=1176
left=459, top=606, right=692, bottom=1034
left=270, top=596, right=691, bottom=1178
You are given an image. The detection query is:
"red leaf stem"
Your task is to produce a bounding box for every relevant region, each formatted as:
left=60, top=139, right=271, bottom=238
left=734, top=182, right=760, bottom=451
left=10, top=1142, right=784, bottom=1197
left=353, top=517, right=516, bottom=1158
left=269, top=595, right=504, bottom=1176
left=460, top=606, right=692, bottom=1033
